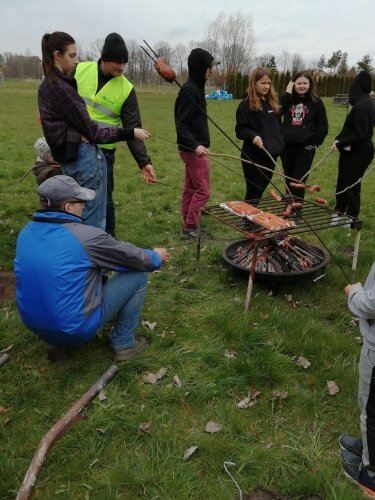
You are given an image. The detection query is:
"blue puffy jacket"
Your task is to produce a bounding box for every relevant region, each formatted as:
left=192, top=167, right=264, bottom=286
left=14, top=211, right=162, bottom=346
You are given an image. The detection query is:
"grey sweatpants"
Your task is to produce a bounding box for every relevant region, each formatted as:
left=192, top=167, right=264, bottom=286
left=359, top=345, right=375, bottom=469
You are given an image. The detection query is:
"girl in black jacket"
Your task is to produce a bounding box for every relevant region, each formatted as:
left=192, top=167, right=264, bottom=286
left=331, top=70, right=375, bottom=220
left=235, top=67, right=284, bottom=202
left=280, top=71, right=328, bottom=200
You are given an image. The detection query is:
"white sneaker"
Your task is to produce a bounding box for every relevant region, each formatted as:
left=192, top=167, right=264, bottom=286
left=343, top=218, right=353, bottom=229
left=330, top=213, right=342, bottom=226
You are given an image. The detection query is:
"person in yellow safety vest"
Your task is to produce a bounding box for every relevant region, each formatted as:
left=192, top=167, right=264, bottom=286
left=75, top=33, right=157, bottom=236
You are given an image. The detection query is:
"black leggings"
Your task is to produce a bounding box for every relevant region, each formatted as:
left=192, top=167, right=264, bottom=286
left=241, top=148, right=276, bottom=203
left=335, top=150, right=374, bottom=218
left=281, top=144, right=316, bottom=200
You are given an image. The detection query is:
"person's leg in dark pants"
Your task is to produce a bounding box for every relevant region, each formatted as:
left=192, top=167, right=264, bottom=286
left=335, top=151, right=373, bottom=218
left=334, top=153, right=348, bottom=214
left=282, top=144, right=315, bottom=200
left=241, top=149, right=275, bottom=203
left=102, top=149, right=116, bottom=237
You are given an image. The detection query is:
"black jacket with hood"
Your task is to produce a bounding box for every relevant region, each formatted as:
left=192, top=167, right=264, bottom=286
left=280, top=92, right=328, bottom=146
left=335, top=71, right=375, bottom=155
left=174, top=49, right=213, bottom=152
left=235, top=98, right=284, bottom=157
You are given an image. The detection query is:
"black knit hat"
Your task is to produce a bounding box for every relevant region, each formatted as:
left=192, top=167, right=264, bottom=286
left=101, top=33, right=128, bottom=63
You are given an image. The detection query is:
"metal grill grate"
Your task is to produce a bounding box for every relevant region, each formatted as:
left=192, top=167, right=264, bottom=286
left=201, top=198, right=362, bottom=240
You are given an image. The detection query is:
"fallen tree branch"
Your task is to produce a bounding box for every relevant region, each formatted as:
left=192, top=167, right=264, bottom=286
left=0, top=354, right=10, bottom=367
left=16, top=364, right=119, bottom=500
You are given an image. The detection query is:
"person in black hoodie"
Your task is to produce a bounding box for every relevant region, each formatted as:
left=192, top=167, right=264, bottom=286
left=280, top=71, right=328, bottom=201
left=331, top=70, right=375, bottom=221
left=235, top=67, right=284, bottom=202
left=175, top=48, right=219, bottom=239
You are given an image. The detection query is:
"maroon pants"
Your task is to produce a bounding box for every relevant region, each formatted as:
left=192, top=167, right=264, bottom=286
left=179, top=151, right=210, bottom=231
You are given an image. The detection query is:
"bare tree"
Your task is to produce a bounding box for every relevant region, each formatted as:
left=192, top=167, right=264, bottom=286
left=135, top=46, right=153, bottom=85
left=290, top=53, right=305, bottom=74
left=203, top=11, right=255, bottom=74
left=86, top=38, right=104, bottom=61
left=154, top=41, right=173, bottom=62
left=173, top=43, right=188, bottom=75
left=277, top=50, right=291, bottom=73
left=125, top=38, right=138, bottom=80
left=204, top=11, right=225, bottom=58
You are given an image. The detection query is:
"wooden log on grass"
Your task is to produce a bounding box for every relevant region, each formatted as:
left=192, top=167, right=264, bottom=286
left=0, top=353, right=10, bottom=367
left=16, top=364, right=119, bottom=500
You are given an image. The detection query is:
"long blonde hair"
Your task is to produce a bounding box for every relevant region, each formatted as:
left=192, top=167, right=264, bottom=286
left=247, top=67, right=280, bottom=113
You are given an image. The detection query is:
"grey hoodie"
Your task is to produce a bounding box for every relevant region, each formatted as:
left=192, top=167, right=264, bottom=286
left=348, top=262, right=375, bottom=350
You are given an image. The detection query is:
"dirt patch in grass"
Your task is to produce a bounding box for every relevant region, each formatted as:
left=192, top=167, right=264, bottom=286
left=0, top=272, right=16, bottom=306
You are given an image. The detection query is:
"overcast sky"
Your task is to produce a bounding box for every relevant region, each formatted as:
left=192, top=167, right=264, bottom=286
left=2, top=0, right=374, bottom=68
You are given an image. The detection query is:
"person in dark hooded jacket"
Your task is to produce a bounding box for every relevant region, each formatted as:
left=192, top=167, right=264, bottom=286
left=331, top=70, right=375, bottom=222
left=235, top=67, right=284, bottom=202
left=174, top=48, right=219, bottom=239
left=280, top=70, right=328, bottom=201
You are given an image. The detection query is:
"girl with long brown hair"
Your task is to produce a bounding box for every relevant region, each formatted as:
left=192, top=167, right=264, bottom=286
left=235, top=67, right=284, bottom=202
left=38, top=31, right=150, bottom=229
left=280, top=70, right=328, bottom=202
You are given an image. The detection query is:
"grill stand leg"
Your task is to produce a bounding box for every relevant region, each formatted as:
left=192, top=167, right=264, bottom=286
left=244, top=241, right=259, bottom=312
left=351, top=228, right=361, bottom=279
left=195, top=210, right=202, bottom=273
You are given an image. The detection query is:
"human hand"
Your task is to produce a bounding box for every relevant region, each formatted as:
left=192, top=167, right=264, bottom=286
left=344, top=282, right=362, bottom=296
left=330, top=140, right=339, bottom=151
left=134, top=128, right=151, bottom=140
left=141, top=164, right=156, bottom=183
left=195, top=145, right=209, bottom=157
left=253, top=136, right=263, bottom=148
left=154, top=247, right=170, bottom=262
left=286, top=81, right=294, bottom=94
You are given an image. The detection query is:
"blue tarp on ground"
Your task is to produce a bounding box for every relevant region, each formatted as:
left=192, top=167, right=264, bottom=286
left=206, top=88, right=233, bottom=100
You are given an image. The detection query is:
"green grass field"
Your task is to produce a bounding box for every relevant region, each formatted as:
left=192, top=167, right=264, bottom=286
left=1, top=79, right=374, bottom=499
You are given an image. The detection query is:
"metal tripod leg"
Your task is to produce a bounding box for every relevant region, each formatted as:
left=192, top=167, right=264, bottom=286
left=244, top=240, right=259, bottom=312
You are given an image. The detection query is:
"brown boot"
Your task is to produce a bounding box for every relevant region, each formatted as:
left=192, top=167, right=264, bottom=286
left=112, top=336, right=148, bottom=362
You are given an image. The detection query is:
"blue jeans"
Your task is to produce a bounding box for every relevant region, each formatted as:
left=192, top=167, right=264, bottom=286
left=101, top=148, right=116, bottom=236
left=100, top=271, right=148, bottom=349
left=62, top=143, right=107, bottom=230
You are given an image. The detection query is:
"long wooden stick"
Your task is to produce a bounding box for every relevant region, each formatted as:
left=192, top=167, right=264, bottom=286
left=16, top=364, right=119, bottom=500
left=0, top=353, right=10, bottom=367
left=208, top=151, right=310, bottom=188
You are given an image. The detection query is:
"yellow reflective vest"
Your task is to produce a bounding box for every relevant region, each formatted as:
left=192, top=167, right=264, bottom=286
left=75, top=61, right=133, bottom=150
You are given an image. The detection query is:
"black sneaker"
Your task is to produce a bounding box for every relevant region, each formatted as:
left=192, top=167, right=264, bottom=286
left=112, top=335, right=148, bottom=362
left=339, top=434, right=363, bottom=457
left=341, top=449, right=375, bottom=497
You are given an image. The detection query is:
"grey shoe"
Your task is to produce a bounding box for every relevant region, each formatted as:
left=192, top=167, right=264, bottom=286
left=182, top=228, right=210, bottom=240
left=339, top=434, right=363, bottom=457
left=112, top=336, right=148, bottom=362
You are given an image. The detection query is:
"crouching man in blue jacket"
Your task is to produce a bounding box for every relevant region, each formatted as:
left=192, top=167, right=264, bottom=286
left=14, top=175, right=170, bottom=361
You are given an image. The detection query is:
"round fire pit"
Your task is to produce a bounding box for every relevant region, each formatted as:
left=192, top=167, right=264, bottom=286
left=222, top=238, right=330, bottom=284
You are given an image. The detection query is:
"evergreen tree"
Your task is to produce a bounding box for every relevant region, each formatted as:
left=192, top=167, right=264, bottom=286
left=235, top=72, right=243, bottom=99
left=278, top=72, right=286, bottom=96
left=226, top=71, right=237, bottom=97
left=242, top=74, right=249, bottom=97
left=357, top=54, right=374, bottom=72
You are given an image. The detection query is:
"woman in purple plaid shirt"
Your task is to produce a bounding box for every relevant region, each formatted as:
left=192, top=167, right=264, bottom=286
left=38, top=31, right=150, bottom=229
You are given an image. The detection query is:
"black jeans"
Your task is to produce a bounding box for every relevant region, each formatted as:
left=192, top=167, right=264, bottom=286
left=101, top=149, right=116, bottom=236
left=335, top=149, right=374, bottom=218
left=241, top=148, right=276, bottom=203
left=281, top=144, right=316, bottom=200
